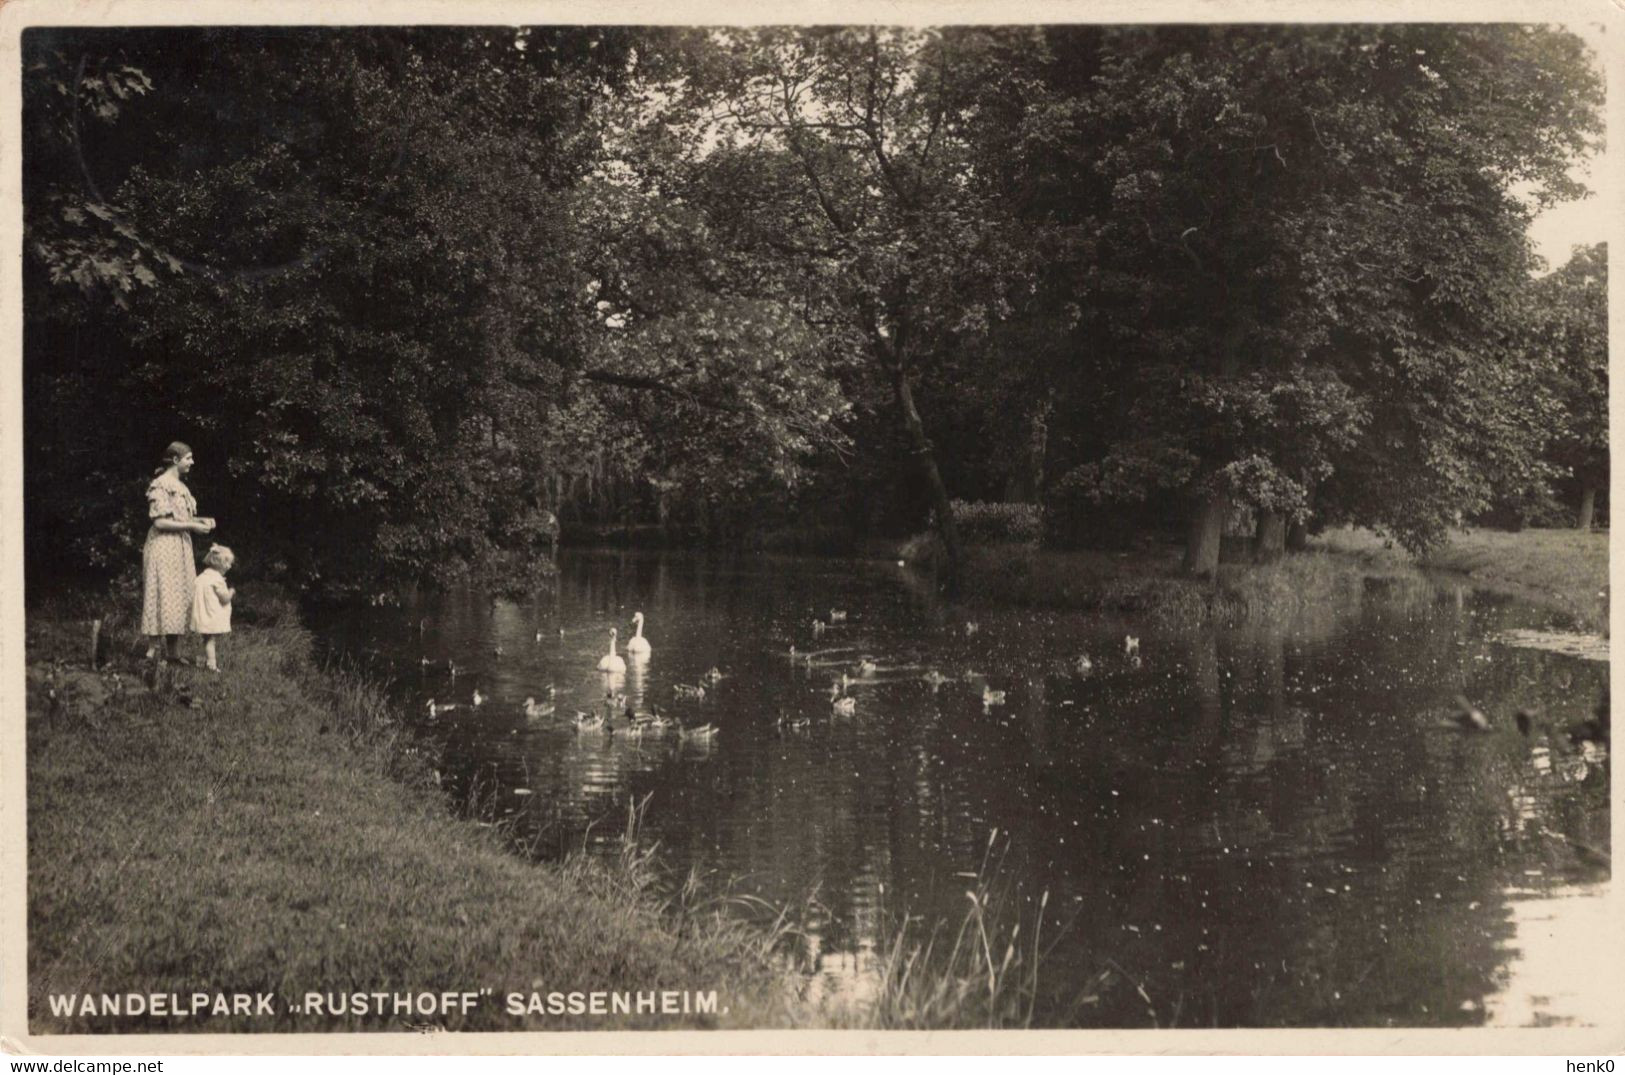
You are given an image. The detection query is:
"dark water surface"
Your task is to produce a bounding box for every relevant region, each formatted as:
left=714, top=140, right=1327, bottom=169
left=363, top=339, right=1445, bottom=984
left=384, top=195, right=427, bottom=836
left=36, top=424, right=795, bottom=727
left=314, top=550, right=1611, bottom=1028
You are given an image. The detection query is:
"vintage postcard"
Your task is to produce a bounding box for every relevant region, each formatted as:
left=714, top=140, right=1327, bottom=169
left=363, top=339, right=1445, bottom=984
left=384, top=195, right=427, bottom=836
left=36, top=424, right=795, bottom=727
left=1, top=0, right=1620, bottom=1057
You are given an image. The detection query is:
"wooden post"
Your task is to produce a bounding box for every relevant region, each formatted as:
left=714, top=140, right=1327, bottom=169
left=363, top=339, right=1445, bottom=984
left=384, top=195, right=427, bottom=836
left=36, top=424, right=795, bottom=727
left=89, top=618, right=102, bottom=669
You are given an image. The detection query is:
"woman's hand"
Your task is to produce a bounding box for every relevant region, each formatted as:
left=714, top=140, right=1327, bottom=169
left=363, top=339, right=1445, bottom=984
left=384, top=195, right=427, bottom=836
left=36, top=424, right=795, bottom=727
left=192, top=518, right=216, bottom=534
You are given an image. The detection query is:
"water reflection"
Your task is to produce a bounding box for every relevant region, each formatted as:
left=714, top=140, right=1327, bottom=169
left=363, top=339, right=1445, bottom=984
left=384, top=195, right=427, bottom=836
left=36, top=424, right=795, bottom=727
left=315, top=550, right=1609, bottom=1028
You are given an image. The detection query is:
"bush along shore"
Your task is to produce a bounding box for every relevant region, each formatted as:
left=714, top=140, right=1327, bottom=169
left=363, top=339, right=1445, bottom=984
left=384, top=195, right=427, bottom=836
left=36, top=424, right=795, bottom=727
left=24, top=599, right=805, bottom=1033
left=899, top=526, right=1609, bottom=633
left=25, top=594, right=1054, bottom=1033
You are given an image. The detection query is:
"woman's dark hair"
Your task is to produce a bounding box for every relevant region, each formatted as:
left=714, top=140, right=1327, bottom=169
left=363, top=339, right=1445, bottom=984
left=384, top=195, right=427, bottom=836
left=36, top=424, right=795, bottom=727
left=155, top=441, right=193, bottom=476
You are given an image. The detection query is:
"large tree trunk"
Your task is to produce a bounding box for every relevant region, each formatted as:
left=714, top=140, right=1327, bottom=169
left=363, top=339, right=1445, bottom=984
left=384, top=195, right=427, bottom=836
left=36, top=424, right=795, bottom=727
left=1184, top=492, right=1228, bottom=578
left=894, top=364, right=963, bottom=591
left=1254, top=510, right=1286, bottom=564
left=1285, top=520, right=1310, bottom=552
left=1577, top=486, right=1597, bottom=530
left=1004, top=397, right=1052, bottom=504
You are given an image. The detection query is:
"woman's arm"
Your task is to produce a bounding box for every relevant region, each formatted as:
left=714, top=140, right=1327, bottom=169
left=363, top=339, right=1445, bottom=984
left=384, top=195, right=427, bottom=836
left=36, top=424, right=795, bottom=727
left=151, top=517, right=212, bottom=534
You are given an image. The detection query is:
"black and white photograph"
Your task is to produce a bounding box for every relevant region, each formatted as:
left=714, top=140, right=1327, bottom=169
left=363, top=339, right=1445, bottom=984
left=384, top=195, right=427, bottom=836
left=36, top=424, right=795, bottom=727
left=2, top=0, right=1618, bottom=1053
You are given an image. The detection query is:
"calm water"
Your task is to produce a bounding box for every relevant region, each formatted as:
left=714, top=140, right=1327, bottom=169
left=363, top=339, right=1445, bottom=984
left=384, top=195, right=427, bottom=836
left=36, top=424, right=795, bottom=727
left=315, top=550, right=1611, bottom=1028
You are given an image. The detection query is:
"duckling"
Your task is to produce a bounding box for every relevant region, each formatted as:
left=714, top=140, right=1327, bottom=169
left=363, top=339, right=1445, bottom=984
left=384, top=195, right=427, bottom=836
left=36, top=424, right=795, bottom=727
left=425, top=698, right=460, bottom=718
left=704, top=666, right=725, bottom=685
left=857, top=658, right=878, bottom=676
left=1076, top=654, right=1094, bottom=675
left=471, top=688, right=485, bottom=707
left=923, top=669, right=952, bottom=688
left=965, top=622, right=979, bottom=637
left=419, top=656, right=433, bottom=670
left=812, top=619, right=827, bottom=636
left=493, top=645, right=505, bottom=657
left=829, top=609, right=848, bottom=623
left=777, top=711, right=810, bottom=731
left=832, top=696, right=857, bottom=716
left=982, top=686, right=1007, bottom=708
left=523, top=696, right=555, bottom=719
left=674, top=683, right=707, bottom=700
left=1450, top=695, right=1491, bottom=732
left=1124, top=635, right=1139, bottom=657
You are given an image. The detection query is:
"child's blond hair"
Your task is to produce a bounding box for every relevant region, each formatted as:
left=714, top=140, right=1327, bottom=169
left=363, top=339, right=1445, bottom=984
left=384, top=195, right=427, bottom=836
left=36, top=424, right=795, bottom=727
left=203, top=543, right=235, bottom=571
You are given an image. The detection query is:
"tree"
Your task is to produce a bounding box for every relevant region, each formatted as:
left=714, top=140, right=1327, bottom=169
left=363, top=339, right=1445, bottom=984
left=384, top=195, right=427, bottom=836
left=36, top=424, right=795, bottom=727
left=976, top=26, right=1602, bottom=572
left=646, top=28, right=1043, bottom=586
left=23, top=27, right=849, bottom=597
left=1530, top=243, right=1608, bottom=528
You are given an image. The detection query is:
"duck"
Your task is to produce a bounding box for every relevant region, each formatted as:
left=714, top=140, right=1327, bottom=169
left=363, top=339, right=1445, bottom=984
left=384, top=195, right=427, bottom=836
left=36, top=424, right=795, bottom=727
left=1124, top=635, right=1139, bottom=656
left=965, top=622, right=979, bottom=637
left=1076, top=654, right=1094, bottom=675
left=493, top=645, right=505, bottom=657
left=535, top=629, right=544, bottom=644
left=631, top=708, right=672, bottom=731
left=678, top=722, right=718, bottom=741
left=425, top=698, right=460, bottom=718
left=857, top=658, right=878, bottom=676
left=626, top=612, right=652, bottom=658
left=573, top=710, right=606, bottom=733
left=674, top=683, right=707, bottom=700
left=1450, top=695, right=1491, bottom=732
left=778, top=711, right=811, bottom=731
left=523, top=696, right=555, bottom=719
left=829, top=609, right=848, bottom=623
left=471, top=688, right=485, bottom=707
left=832, top=696, right=857, bottom=716
left=982, top=686, right=1007, bottom=708
left=923, top=669, right=952, bottom=688
left=812, top=619, right=827, bottom=635
left=597, top=629, right=626, bottom=674
left=704, top=666, right=725, bottom=685
left=1565, top=694, right=1610, bottom=747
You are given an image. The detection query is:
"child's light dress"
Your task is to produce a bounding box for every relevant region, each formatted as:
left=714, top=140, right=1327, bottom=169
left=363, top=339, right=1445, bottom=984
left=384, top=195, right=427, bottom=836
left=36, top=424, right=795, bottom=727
left=191, top=568, right=232, bottom=635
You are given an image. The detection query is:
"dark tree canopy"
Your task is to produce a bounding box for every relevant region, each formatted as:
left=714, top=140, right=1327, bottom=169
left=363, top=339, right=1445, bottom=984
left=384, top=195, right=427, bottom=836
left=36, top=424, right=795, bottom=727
left=22, top=24, right=1606, bottom=598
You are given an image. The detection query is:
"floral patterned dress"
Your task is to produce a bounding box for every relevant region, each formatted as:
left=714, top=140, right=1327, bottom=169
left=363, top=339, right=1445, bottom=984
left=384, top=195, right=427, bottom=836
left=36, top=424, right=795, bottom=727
left=141, top=472, right=198, bottom=636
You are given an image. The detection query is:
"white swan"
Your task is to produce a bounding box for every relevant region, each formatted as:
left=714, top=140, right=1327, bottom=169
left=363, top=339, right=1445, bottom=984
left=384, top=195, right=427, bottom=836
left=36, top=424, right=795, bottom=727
left=627, top=612, right=652, bottom=657
left=598, top=629, right=627, bottom=674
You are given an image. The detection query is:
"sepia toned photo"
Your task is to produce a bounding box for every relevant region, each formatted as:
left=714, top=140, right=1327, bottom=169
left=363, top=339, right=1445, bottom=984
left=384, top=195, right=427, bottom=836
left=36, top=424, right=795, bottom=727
left=1, top=1, right=1618, bottom=1055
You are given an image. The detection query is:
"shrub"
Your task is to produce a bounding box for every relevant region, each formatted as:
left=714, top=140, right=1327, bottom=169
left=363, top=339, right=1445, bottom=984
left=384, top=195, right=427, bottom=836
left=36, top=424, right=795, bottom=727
left=949, top=500, right=1043, bottom=545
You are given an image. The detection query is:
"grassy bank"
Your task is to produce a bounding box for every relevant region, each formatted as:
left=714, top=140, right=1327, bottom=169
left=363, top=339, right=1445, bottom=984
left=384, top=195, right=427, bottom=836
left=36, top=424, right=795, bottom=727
left=908, top=526, right=1608, bottom=631
left=25, top=608, right=799, bottom=1033
left=25, top=600, right=1054, bottom=1034
left=1314, top=526, right=1609, bottom=631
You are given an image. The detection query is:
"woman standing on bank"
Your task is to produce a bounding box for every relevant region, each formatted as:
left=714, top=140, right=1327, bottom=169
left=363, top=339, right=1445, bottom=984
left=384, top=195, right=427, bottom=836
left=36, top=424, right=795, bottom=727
left=142, top=441, right=215, bottom=673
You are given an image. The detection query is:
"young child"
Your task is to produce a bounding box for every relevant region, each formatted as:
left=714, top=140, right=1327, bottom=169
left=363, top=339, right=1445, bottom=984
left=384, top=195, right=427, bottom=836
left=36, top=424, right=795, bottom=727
left=192, top=544, right=236, bottom=671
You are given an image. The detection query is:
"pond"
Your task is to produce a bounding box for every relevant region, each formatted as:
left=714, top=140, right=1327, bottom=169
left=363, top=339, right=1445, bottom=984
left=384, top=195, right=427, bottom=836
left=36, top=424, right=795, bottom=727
left=313, top=549, right=1611, bottom=1029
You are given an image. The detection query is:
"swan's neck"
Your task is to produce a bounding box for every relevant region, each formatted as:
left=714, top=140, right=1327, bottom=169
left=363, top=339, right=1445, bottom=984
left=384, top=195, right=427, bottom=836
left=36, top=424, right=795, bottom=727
left=609, top=631, right=619, bottom=656
left=633, top=616, right=645, bottom=640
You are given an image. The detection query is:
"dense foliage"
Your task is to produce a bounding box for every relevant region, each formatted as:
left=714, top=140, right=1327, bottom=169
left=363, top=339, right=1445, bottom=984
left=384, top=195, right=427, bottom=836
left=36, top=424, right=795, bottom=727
left=22, top=25, right=1605, bottom=598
